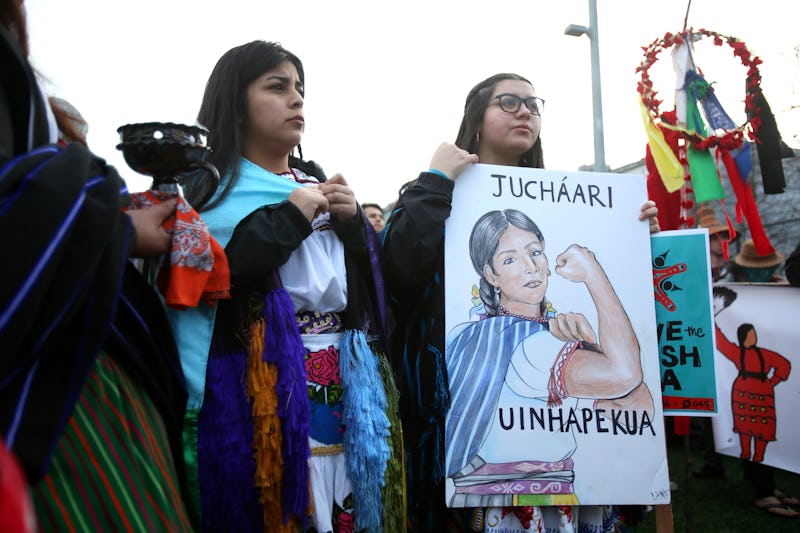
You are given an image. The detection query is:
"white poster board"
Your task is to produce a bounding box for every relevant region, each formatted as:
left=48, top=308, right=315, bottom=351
left=712, top=283, right=800, bottom=475
left=444, top=164, right=670, bottom=507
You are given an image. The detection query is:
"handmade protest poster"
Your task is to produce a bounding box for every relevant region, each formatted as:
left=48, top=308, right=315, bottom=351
left=712, top=283, right=800, bottom=475
left=651, top=229, right=718, bottom=415
left=444, top=163, right=670, bottom=507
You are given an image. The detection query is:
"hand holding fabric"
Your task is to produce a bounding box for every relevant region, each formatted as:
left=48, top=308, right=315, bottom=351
left=289, top=184, right=328, bottom=222
left=127, top=198, right=177, bottom=258
left=125, top=191, right=230, bottom=309
left=319, top=173, right=357, bottom=220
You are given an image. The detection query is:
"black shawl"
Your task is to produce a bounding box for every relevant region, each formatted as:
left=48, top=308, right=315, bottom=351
left=0, top=26, right=186, bottom=485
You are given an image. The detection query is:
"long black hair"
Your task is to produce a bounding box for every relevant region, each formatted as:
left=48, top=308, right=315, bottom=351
left=185, top=40, right=323, bottom=211
left=736, top=323, right=765, bottom=380
left=469, top=209, right=546, bottom=317
left=454, top=73, right=544, bottom=168
left=389, top=73, right=544, bottom=218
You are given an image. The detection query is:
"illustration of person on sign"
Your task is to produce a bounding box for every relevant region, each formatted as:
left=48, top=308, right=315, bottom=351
left=713, top=286, right=792, bottom=463
left=445, top=209, right=653, bottom=507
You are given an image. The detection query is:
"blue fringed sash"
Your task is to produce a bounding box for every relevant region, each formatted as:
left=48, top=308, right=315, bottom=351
left=340, top=329, right=392, bottom=532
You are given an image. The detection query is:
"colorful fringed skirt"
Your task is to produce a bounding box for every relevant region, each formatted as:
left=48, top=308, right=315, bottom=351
left=302, top=314, right=405, bottom=533
left=31, top=351, right=193, bottom=532
left=196, top=308, right=405, bottom=533
left=298, top=324, right=406, bottom=533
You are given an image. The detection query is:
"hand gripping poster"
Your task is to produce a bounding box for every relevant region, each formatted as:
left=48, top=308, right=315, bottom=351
left=711, top=283, right=800, bottom=475
left=444, top=164, right=670, bottom=510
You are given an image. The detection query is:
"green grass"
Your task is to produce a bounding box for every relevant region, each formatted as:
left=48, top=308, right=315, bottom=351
left=631, top=441, right=800, bottom=532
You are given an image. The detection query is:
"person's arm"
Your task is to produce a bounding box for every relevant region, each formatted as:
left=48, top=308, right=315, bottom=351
left=764, top=347, right=791, bottom=384
left=382, top=172, right=454, bottom=289
left=382, top=143, right=477, bottom=289
left=595, top=381, right=654, bottom=417
left=225, top=182, right=330, bottom=288
left=714, top=324, right=739, bottom=365
left=224, top=200, right=312, bottom=288
left=333, top=206, right=368, bottom=262
left=550, top=245, right=642, bottom=398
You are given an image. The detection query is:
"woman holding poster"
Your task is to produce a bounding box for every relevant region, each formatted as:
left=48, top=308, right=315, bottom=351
left=382, top=72, right=659, bottom=532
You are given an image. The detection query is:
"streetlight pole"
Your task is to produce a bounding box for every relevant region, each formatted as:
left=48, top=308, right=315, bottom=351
left=565, top=0, right=609, bottom=172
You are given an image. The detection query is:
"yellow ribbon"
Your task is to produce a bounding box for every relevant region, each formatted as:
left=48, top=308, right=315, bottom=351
left=639, top=96, right=684, bottom=192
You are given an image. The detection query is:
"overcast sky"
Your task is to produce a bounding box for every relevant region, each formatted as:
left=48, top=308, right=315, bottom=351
left=25, top=0, right=800, bottom=207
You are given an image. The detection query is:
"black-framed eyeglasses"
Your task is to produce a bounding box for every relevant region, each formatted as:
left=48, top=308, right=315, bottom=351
left=493, top=93, right=545, bottom=115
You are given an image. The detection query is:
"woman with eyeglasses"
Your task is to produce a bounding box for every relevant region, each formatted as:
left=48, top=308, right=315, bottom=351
left=381, top=73, right=659, bottom=532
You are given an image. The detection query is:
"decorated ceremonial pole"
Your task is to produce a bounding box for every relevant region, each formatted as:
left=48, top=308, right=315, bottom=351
left=637, top=28, right=776, bottom=256
left=637, top=0, right=792, bottom=528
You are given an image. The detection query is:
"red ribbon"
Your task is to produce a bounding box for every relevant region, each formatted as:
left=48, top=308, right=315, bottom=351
left=718, top=149, right=776, bottom=256
left=673, top=415, right=691, bottom=436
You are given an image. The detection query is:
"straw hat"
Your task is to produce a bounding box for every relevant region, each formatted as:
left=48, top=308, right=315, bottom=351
left=696, top=205, right=729, bottom=236
left=733, top=239, right=784, bottom=268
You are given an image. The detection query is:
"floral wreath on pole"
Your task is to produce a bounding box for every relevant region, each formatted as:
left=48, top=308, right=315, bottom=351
left=636, top=28, right=763, bottom=152
left=636, top=27, right=777, bottom=257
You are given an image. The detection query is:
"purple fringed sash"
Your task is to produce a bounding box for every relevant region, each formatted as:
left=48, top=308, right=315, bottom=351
left=262, top=285, right=311, bottom=523
left=197, top=348, right=261, bottom=532
left=364, top=215, right=389, bottom=344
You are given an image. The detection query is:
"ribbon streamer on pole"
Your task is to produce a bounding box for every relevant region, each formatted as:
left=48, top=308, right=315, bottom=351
left=637, top=29, right=779, bottom=256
